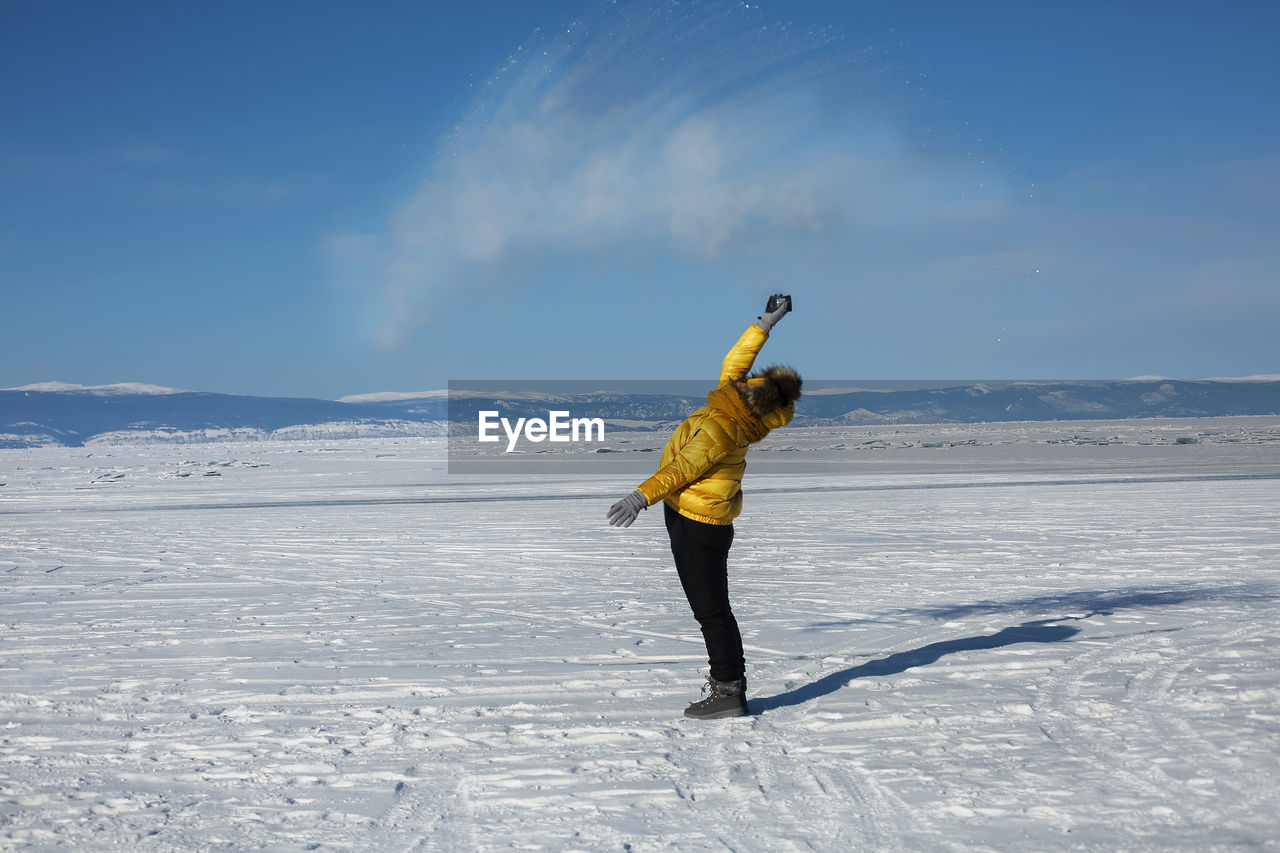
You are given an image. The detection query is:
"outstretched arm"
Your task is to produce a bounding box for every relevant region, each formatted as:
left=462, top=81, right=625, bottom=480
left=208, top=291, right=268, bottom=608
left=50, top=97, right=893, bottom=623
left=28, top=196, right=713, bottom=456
left=636, top=427, right=726, bottom=504
left=607, top=428, right=727, bottom=527
left=718, top=294, right=792, bottom=385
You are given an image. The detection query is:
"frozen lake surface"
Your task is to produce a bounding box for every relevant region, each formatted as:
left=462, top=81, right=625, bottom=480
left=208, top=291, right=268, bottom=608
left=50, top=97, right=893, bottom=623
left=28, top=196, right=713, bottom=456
left=2, top=419, right=1279, bottom=851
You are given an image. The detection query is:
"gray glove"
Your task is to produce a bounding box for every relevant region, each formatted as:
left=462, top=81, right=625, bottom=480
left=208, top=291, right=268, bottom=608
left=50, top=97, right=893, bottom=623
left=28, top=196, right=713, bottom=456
left=607, top=489, right=648, bottom=528
left=755, top=293, right=791, bottom=333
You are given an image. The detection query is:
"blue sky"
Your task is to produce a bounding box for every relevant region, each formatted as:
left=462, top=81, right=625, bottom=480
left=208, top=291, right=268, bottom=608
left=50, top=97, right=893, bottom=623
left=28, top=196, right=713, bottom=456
left=3, top=0, right=1277, bottom=399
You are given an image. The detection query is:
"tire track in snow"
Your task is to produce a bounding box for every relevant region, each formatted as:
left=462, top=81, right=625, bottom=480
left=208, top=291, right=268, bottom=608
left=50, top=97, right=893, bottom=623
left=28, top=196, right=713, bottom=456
left=1035, top=620, right=1244, bottom=837
left=806, top=762, right=906, bottom=852
left=368, top=768, right=475, bottom=853
left=1106, top=619, right=1280, bottom=844
left=736, top=735, right=906, bottom=852
left=730, top=624, right=963, bottom=850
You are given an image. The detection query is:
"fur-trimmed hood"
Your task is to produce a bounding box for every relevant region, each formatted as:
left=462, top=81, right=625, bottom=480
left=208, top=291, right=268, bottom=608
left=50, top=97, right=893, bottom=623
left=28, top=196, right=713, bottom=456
left=735, top=364, right=803, bottom=419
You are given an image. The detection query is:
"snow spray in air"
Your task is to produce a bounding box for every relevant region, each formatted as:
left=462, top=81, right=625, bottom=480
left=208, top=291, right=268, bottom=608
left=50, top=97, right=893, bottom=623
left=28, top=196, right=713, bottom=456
left=339, top=0, right=953, bottom=344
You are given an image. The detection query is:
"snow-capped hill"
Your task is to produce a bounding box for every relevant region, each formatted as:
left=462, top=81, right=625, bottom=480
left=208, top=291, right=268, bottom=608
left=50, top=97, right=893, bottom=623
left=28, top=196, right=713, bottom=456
left=0, top=387, right=448, bottom=448
left=4, top=379, right=1279, bottom=448
left=7, top=382, right=185, bottom=395
left=338, top=390, right=449, bottom=403
left=1126, top=375, right=1280, bottom=383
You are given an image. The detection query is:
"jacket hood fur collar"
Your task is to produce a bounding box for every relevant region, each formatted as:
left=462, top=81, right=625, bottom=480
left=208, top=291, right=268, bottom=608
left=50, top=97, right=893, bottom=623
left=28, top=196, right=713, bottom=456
left=706, top=364, right=803, bottom=444
left=736, top=365, right=803, bottom=419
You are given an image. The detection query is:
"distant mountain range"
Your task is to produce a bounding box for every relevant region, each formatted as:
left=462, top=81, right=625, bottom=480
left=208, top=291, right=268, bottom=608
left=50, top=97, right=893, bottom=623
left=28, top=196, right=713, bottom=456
left=2, top=379, right=1278, bottom=448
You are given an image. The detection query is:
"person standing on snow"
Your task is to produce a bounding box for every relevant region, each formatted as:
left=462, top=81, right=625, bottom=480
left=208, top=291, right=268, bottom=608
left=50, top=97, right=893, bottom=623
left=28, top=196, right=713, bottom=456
left=607, top=295, right=801, bottom=719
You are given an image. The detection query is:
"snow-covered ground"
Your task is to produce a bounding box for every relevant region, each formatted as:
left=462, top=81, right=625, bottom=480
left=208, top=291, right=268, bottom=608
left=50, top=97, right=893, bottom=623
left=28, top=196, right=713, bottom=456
left=1, top=418, right=1278, bottom=851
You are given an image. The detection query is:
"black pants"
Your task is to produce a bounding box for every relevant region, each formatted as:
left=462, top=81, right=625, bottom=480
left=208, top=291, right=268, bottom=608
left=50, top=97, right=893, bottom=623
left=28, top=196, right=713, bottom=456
left=664, top=503, right=744, bottom=682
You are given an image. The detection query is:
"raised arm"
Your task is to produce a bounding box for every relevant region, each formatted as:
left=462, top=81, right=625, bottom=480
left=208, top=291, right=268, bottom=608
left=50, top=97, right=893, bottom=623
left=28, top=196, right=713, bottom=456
left=718, top=294, right=791, bottom=384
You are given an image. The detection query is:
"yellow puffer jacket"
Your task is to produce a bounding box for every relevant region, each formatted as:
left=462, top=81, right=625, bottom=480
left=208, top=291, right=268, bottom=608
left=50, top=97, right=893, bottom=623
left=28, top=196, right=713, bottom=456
left=636, top=324, right=795, bottom=525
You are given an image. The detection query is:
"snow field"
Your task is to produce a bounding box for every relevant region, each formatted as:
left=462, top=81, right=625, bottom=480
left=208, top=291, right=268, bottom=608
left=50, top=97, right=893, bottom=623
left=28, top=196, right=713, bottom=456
left=1, top=427, right=1278, bottom=851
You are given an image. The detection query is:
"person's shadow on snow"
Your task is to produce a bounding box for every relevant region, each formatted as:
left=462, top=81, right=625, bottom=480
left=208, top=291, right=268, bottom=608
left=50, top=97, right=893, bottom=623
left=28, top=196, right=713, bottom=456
left=752, top=619, right=1080, bottom=713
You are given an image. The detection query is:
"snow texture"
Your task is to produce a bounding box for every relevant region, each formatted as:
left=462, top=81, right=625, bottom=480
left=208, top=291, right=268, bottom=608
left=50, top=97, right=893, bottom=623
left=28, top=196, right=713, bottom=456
left=1, top=418, right=1278, bottom=851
